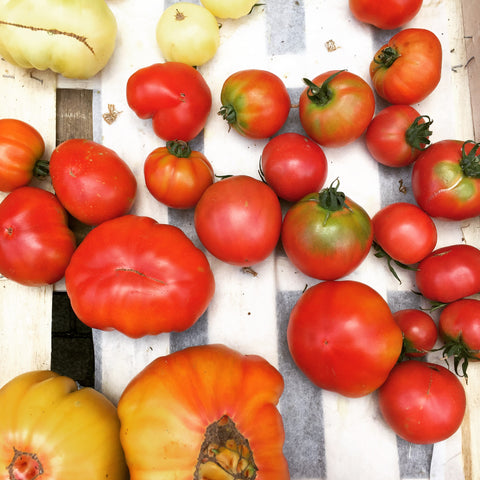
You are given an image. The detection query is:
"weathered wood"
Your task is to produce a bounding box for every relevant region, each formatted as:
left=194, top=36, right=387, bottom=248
left=56, top=88, right=93, bottom=143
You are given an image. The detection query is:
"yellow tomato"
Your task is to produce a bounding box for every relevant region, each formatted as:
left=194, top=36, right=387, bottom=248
left=156, top=2, right=220, bottom=66
left=200, top=0, right=260, bottom=19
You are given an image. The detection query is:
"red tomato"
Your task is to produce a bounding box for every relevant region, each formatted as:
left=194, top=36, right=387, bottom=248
left=144, top=140, right=214, bottom=209
left=411, top=140, right=480, bottom=220
left=415, top=244, right=480, bottom=303
left=378, top=360, right=466, bottom=444
left=260, top=132, right=328, bottom=202
left=287, top=280, right=403, bottom=398
left=49, top=139, right=137, bottom=226
left=299, top=70, right=375, bottom=148
left=365, top=105, right=433, bottom=167
left=281, top=180, right=373, bottom=280
left=0, top=118, right=46, bottom=192
left=372, top=202, right=437, bottom=265
left=349, top=0, right=423, bottom=30
left=0, top=186, right=76, bottom=286
left=370, top=28, right=442, bottom=105
left=218, top=69, right=291, bottom=139
left=65, top=215, right=215, bottom=338
left=393, top=309, right=438, bottom=358
left=194, top=175, right=282, bottom=266
left=126, top=62, right=212, bottom=142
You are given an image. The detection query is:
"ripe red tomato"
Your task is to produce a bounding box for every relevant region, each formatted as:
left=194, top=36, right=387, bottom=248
left=218, top=69, right=291, bottom=139
left=65, top=215, right=215, bottom=338
left=349, top=0, right=423, bottom=30
left=144, top=140, right=214, bottom=209
left=411, top=140, right=480, bottom=220
left=372, top=202, right=437, bottom=265
left=281, top=180, right=373, bottom=280
left=299, top=70, right=375, bottom=148
left=0, top=186, right=76, bottom=286
left=370, top=28, right=442, bottom=105
left=378, top=360, right=466, bottom=444
left=126, top=62, right=212, bottom=142
left=260, top=132, right=328, bottom=202
left=194, top=175, right=282, bottom=267
left=49, top=139, right=137, bottom=226
left=287, top=280, right=403, bottom=398
left=415, top=244, right=480, bottom=303
left=365, top=105, right=432, bottom=168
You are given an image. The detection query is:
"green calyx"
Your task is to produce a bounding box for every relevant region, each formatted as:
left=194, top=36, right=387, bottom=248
left=460, top=140, right=480, bottom=178
left=33, top=159, right=50, bottom=178
left=166, top=140, right=192, bottom=158
left=405, top=115, right=433, bottom=150
left=374, top=46, right=400, bottom=68
left=310, top=178, right=351, bottom=225
left=218, top=104, right=237, bottom=125
left=440, top=335, right=480, bottom=383
left=303, top=70, right=346, bottom=106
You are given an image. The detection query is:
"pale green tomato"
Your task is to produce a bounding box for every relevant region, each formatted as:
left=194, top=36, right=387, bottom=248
left=0, top=0, right=117, bottom=79
left=200, top=0, right=259, bottom=19
left=156, top=2, right=220, bottom=67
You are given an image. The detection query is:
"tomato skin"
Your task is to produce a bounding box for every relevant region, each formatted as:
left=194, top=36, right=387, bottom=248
left=194, top=175, right=282, bottom=267
left=144, top=140, right=214, bottom=209
left=200, top=0, right=258, bottom=18
left=50, top=139, right=137, bottom=226
left=287, top=280, right=403, bottom=398
left=299, top=70, right=375, bottom=148
left=370, top=28, right=442, bottom=105
left=349, top=0, right=423, bottom=29
left=365, top=105, right=432, bottom=168
left=0, top=186, right=76, bottom=286
left=65, top=214, right=215, bottom=338
left=378, top=360, right=466, bottom=444
left=126, top=62, right=212, bottom=142
left=415, top=244, right=480, bottom=303
left=0, top=118, right=46, bottom=192
left=219, top=69, right=291, bottom=139
left=372, top=202, right=437, bottom=265
left=260, top=132, right=328, bottom=202
left=411, top=140, right=480, bottom=220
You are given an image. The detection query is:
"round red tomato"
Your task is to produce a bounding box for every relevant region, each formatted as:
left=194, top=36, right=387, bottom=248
left=0, top=186, right=76, bottom=286
left=365, top=105, right=432, bottom=167
left=65, top=214, right=215, bottom=338
left=411, top=140, right=480, bottom=220
left=370, top=28, right=442, bottom=105
left=194, top=175, right=282, bottom=266
left=0, top=118, right=47, bottom=192
left=126, top=62, right=212, bottom=142
left=415, top=244, right=480, bottom=303
left=372, top=202, right=437, bottom=265
left=218, top=69, right=291, bottom=139
left=299, top=70, right=375, bottom=148
left=144, top=140, right=214, bottom=209
left=287, top=280, right=403, bottom=398
left=260, top=132, right=328, bottom=202
left=378, top=360, right=466, bottom=444
left=349, top=0, right=423, bottom=30
left=49, top=139, right=137, bottom=226
left=281, top=180, right=373, bottom=280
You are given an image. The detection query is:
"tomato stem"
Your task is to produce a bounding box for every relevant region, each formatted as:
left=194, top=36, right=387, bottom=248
left=460, top=140, right=480, bottom=178
left=405, top=115, right=433, bottom=150
left=374, top=46, right=400, bottom=68
left=437, top=336, right=480, bottom=384
left=218, top=104, right=237, bottom=127
left=33, top=159, right=49, bottom=178
left=303, top=70, right=345, bottom=106
left=166, top=140, right=192, bottom=158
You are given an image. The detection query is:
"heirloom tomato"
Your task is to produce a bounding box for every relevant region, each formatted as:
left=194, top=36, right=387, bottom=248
left=0, top=118, right=47, bottom=192
left=156, top=2, right=220, bottom=66
left=415, top=244, right=480, bottom=304
left=281, top=179, right=373, bottom=280
left=411, top=140, right=480, bottom=220
left=144, top=140, right=214, bottom=209
left=365, top=105, right=433, bottom=167
left=118, top=344, right=289, bottom=480
left=349, top=0, right=423, bottom=30
left=194, top=175, right=282, bottom=266
left=370, top=28, right=442, bottom=105
left=126, top=62, right=212, bottom=142
left=0, top=370, right=128, bottom=480
left=219, top=69, right=291, bottom=139
left=378, top=360, right=466, bottom=444
left=200, top=0, right=259, bottom=18
left=287, top=280, right=403, bottom=398
left=65, top=215, right=215, bottom=338
left=260, top=132, right=328, bottom=202
left=0, top=186, right=76, bottom=286
left=299, top=70, right=375, bottom=148
left=50, top=139, right=137, bottom=226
